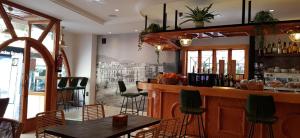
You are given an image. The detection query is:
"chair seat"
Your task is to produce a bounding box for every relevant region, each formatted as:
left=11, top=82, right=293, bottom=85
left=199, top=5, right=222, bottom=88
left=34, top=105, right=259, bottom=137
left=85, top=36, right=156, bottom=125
left=180, top=107, right=205, bottom=114
left=247, top=115, right=278, bottom=124
left=139, top=92, right=148, bottom=96
left=121, top=93, right=140, bottom=97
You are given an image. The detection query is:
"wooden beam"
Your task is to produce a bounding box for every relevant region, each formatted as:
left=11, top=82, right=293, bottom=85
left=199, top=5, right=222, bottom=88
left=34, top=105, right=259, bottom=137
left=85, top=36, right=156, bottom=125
left=28, top=20, right=50, bottom=25
left=2, top=0, right=60, bottom=21
left=60, top=48, right=71, bottom=77
left=38, top=21, right=55, bottom=42
left=0, top=4, right=17, bottom=38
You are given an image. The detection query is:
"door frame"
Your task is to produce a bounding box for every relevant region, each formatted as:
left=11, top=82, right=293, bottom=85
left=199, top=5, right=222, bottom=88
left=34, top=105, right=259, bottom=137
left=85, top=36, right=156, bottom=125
left=0, top=37, right=56, bottom=132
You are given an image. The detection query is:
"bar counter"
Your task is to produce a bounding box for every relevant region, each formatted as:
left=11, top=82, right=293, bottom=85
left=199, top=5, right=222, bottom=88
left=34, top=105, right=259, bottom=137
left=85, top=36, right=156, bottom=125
left=138, top=82, right=300, bottom=138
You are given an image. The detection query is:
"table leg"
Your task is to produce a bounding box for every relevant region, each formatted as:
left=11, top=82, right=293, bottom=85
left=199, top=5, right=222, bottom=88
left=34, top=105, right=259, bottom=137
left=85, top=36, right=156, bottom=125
left=127, top=133, right=130, bottom=138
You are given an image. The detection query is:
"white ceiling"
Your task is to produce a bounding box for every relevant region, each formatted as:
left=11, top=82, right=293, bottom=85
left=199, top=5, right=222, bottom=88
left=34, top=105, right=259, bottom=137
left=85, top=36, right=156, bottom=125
left=9, top=0, right=300, bottom=35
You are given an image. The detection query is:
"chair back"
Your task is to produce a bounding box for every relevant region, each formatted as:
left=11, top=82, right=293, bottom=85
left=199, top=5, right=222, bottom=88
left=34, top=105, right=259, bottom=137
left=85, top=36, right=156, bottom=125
left=179, top=90, right=202, bottom=113
left=246, top=94, right=275, bottom=117
left=0, top=118, right=23, bottom=138
left=135, top=127, right=158, bottom=138
left=69, top=77, right=79, bottom=88
left=136, top=81, right=143, bottom=92
left=57, top=77, right=68, bottom=88
left=156, top=118, right=179, bottom=137
left=35, top=110, right=65, bottom=138
left=0, top=98, right=9, bottom=117
left=80, top=77, right=89, bottom=87
left=118, top=81, right=126, bottom=93
left=83, top=104, right=105, bottom=121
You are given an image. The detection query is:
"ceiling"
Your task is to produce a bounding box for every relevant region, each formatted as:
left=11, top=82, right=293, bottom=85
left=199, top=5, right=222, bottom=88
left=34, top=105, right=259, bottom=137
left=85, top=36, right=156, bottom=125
left=8, top=0, right=300, bottom=35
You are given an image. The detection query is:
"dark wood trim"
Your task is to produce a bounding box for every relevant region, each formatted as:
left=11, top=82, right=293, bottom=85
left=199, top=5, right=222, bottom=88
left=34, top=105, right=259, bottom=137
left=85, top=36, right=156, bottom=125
left=248, top=36, right=255, bottom=79
left=60, top=48, right=71, bottom=77
left=38, top=21, right=55, bottom=42
left=0, top=4, right=17, bottom=38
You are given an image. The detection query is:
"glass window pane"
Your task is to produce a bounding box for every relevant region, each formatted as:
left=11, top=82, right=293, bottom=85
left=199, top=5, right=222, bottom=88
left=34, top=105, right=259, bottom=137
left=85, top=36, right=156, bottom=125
left=201, top=51, right=213, bottom=73
left=217, top=50, right=228, bottom=74
left=232, top=50, right=245, bottom=75
left=187, top=51, right=198, bottom=73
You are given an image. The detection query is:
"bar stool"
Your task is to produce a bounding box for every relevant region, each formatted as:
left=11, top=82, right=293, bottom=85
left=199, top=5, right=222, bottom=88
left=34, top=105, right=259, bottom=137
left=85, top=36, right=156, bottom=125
left=76, top=77, right=88, bottom=106
left=136, top=81, right=148, bottom=116
left=118, top=81, right=140, bottom=115
left=65, top=77, right=80, bottom=111
left=179, top=90, right=206, bottom=138
left=57, top=77, right=68, bottom=110
left=246, top=94, right=277, bottom=138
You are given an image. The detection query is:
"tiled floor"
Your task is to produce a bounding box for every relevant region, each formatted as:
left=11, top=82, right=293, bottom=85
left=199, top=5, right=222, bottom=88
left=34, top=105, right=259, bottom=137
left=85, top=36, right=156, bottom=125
left=21, top=105, right=138, bottom=138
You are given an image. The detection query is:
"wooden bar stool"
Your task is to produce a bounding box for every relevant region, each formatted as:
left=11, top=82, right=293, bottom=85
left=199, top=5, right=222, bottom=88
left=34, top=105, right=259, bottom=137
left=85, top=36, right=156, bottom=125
left=246, top=94, right=277, bottom=138
left=179, top=90, right=206, bottom=138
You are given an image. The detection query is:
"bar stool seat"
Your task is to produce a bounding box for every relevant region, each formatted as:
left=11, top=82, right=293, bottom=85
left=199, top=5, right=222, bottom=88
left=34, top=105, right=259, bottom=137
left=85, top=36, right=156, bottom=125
left=247, top=116, right=278, bottom=124
left=139, top=92, right=148, bottom=97
left=121, top=93, right=140, bottom=97
left=180, top=108, right=205, bottom=115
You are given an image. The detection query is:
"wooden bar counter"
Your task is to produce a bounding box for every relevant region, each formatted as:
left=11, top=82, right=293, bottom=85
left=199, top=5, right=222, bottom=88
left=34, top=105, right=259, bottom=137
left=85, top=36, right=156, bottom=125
left=138, top=82, right=300, bottom=138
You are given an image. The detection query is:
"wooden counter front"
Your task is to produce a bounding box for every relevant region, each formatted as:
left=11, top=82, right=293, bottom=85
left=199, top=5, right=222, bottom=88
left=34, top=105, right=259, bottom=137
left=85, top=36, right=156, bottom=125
left=138, top=83, right=300, bottom=138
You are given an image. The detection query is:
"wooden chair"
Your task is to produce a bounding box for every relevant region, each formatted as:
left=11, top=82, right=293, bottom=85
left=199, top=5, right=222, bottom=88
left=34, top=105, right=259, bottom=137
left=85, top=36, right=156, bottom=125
left=156, top=118, right=179, bottom=138
left=82, top=104, right=105, bottom=121
left=0, top=98, right=9, bottom=117
left=35, top=110, right=65, bottom=138
left=135, top=127, right=158, bottom=138
left=0, top=118, right=23, bottom=138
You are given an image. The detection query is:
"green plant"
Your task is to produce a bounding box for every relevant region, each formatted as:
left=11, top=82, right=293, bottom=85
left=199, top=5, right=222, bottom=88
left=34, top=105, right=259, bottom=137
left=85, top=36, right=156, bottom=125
left=253, top=11, right=278, bottom=50
left=138, top=23, right=166, bottom=50
left=180, top=3, right=216, bottom=26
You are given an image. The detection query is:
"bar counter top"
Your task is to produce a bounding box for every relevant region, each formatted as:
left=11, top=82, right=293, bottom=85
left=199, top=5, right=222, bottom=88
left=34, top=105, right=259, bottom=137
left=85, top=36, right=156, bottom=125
left=139, top=82, right=300, bottom=138
left=138, top=82, right=300, bottom=104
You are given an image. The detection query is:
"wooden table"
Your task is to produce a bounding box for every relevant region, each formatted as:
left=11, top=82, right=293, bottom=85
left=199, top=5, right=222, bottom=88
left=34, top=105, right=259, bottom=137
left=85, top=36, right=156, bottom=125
left=44, top=115, right=160, bottom=138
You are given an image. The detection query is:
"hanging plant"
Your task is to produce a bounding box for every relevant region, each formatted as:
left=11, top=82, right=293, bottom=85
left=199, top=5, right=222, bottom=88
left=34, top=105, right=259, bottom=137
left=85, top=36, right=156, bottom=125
left=252, top=11, right=278, bottom=51
left=138, top=23, right=164, bottom=50
left=180, top=3, right=217, bottom=28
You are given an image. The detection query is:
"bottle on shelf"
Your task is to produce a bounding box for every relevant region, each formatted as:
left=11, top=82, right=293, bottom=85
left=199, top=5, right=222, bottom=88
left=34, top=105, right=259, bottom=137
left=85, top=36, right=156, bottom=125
left=263, top=43, right=267, bottom=54
left=272, top=42, right=277, bottom=54
left=267, top=43, right=272, bottom=54
left=277, top=39, right=282, bottom=54
left=282, top=42, right=288, bottom=54
left=292, top=42, right=298, bottom=54
left=288, top=42, right=293, bottom=54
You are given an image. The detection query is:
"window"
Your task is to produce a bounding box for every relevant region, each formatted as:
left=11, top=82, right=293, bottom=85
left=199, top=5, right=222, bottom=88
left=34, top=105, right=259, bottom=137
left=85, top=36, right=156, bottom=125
left=216, top=50, right=228, bottom=74
left=187, top=51, right=198, bottom=73
left=201, top=51, right=213, bottom=73
left=232, top=50, right=245, bottom=74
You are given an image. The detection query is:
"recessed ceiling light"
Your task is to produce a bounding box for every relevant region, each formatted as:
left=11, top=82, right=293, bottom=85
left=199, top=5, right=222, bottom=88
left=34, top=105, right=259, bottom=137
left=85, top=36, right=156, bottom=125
left=134, top=29, right=139, bottom=32
left=269, top=9, right=275, bottom=12
left=114, top=9, right=119, bottom=12
left=108, top=32, right=112, bottom=34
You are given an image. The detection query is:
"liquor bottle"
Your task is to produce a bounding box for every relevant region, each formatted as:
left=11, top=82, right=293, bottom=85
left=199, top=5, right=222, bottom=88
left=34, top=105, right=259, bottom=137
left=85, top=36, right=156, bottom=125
left=292, top=42, right=298, bottom=54
left=282, top=42, right=288, bottom=54
left=277, top=39, right=282, bottom=54
left=272, top=42, right=277, bottom=54
left=267, top=43, right=272, bottom=54
left=288, top=42, right=293, bottom=53
left=263, top=43, right=267, bottom=54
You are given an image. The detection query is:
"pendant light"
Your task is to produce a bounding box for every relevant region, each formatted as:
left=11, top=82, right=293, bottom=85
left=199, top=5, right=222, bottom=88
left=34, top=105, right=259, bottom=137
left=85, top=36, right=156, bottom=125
left=179, top=34, right=195, bottom=47
left=287, top=26, right=300, bottom=42
left=60, top=26, right=68, bottom=47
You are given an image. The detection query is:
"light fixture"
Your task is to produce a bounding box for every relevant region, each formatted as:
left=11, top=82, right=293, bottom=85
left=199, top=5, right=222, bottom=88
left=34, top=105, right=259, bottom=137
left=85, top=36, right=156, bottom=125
left=179, top=34, right=195, bottom=47
left=156, top=45, right=162, bottom=51
left=287, top=27, right=300, bottom=42
left=114, top=9, right=119, bottom=12
left=60, top=26, right=68, bottom=48
left=108, top=32, right=112, bottom=34
left=269, top=9, right=275, bottom=12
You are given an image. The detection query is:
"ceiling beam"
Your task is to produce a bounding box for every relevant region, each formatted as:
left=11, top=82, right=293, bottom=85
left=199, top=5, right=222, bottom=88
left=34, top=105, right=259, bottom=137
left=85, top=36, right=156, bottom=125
left=50, top=0, right=105, bottom=25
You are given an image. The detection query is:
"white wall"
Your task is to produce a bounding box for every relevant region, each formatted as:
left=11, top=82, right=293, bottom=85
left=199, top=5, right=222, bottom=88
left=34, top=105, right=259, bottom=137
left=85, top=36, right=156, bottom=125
left=64, top=32, right=97, bottom=104
left=98, top=33, right=176, bottom=65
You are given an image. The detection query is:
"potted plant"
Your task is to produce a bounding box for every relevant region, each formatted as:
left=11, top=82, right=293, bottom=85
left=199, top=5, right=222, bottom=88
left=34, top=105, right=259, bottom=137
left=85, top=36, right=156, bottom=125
left=138, top=23, right=164, bottom=50
left=252, top=11, right=278, bottom=54
left=180, top=3, right=216, bottom=28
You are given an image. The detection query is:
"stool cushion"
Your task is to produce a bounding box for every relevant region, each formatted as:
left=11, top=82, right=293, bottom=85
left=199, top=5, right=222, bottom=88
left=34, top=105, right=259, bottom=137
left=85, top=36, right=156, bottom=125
left=247, top=115, right=278, bottom=124
left=180, top=107, right=205, bottom=114
left=121, top=93, right=140, bottom=97
left=139, top=92, right=148, bottom=96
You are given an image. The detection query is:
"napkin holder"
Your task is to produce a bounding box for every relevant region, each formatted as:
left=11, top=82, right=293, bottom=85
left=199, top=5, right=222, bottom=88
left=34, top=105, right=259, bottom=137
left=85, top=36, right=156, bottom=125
left=112, top=114, right=128, bottom=128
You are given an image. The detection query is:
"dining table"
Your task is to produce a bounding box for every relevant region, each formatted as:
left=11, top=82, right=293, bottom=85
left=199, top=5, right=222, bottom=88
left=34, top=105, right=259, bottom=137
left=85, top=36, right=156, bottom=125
left=44, top=115, right=160, bottom=138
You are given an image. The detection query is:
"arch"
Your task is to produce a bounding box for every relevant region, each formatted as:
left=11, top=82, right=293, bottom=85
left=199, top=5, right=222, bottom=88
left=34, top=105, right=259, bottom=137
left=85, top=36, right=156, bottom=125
left=0, top=37, right=56, bottom=111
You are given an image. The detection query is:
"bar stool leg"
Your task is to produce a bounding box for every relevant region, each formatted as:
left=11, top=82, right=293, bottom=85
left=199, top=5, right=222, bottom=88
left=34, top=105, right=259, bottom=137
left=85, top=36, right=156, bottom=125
left=179, top=114, right=187, bottom=137
left=134, top=97, right=139, bottom=115
left=200, top=115, right=206, bottom=138
left=120, top=96, right=126, bottom=114
left=124, top=97, right=128, bottom=114
left=248, top=123, right=255, bottom=138
left=268, top=124, right=274, bottom=138
left=184, top=114, right=189, bottom=137
left=197, top=115, right=202, bottom=138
